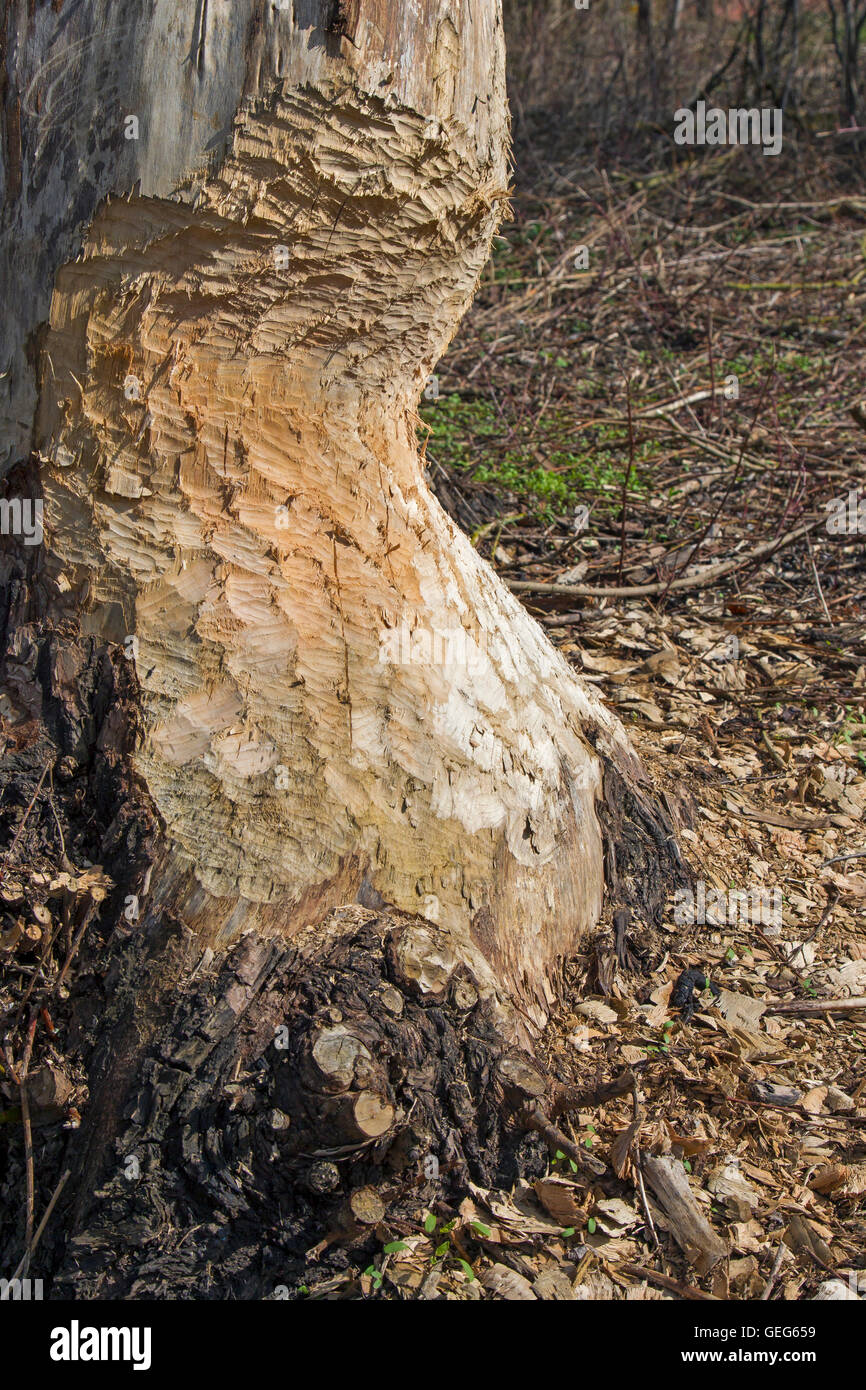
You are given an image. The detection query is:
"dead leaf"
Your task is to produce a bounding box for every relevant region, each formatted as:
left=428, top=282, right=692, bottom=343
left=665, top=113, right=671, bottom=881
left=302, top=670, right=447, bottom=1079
left=594, top=1198, right=640, bottom=1235
left=611, top=1119, right=642, bottom=1177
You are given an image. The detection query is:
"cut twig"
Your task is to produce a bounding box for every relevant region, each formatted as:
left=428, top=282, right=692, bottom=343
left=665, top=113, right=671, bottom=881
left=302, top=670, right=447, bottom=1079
left=760, top=1241, right=786, bottom=1300
left=618, top=1262, right=721, bottom=1301
left=637, top=385, right=726, bottom=417
left=17, top=1012, right=39, bottom=1273
left=0, top=762, right=51, bottom=880
left=9, top=1168, right=70, bottom=1283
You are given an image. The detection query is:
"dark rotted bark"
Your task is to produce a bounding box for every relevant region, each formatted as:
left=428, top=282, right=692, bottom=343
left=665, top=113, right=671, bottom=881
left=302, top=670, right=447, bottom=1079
left=593, top=748, right=692, bottom=929
left=53, top=909, right=550, bottom=1299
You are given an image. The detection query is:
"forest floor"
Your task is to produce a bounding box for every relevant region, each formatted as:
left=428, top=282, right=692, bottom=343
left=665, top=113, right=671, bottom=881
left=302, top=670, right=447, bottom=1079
left=1, top=135, right=864, bottom=1302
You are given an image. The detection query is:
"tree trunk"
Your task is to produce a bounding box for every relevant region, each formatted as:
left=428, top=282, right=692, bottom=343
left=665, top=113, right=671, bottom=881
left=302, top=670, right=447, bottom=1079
left=0, top=1, right=683, bottom=1296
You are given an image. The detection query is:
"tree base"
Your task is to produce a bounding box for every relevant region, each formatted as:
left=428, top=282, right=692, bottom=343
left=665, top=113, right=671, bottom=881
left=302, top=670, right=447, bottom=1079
left=56, top=904, right=562, bottom=1299
left=0, top=553, right=684, bottom=1299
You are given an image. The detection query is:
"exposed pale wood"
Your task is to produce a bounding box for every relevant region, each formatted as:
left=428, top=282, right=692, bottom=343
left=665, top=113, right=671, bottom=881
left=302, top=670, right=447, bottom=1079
left=347, top=1090, right=395, bottom=1140
left=642, top=1153, right=728, bottom=1276
left=2, top=1, right=506, bottom=475
left=345, top=1186, right=386, bottom=1229
left=309, top=1025, right=374, bottom=1094
left=497, top=1055, right=549, bottom=1102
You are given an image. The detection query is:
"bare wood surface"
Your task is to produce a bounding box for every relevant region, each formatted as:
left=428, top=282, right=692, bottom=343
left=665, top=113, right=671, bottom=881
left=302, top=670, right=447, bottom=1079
left=642, top=1153, right=727, bottom=1276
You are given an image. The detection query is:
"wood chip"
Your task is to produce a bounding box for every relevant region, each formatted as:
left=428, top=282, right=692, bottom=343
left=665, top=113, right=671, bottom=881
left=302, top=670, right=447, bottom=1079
left=642, top=1153, right=727, bottom=1274
left=480, top=1263, right=537, bottom=1300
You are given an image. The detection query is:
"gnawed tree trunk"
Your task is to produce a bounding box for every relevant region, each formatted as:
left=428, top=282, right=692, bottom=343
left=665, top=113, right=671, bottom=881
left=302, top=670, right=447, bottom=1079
left=0, top=2, right=683, bottom=1296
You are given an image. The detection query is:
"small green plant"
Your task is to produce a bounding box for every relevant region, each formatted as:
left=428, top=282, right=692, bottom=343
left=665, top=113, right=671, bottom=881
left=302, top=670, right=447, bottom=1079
left=420, top=1214, right=477, bottom=1282
left=363, top=1264, right=384, bottom=1289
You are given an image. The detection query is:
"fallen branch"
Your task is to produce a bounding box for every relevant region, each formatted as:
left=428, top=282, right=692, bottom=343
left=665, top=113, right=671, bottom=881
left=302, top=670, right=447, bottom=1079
left=519, top=1101, right=603, bottom=1178
left=637, top=385, right=727, bottom=417
left=552, top=1067, right=635, bottom=1118
left=508, top=519, right=820, bottom=600
left=763, top=996, right=866, bottom=1017
left=9, top=1167, right=70, bottom=1283
left=618, top=1262, right=720, bottom=1301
